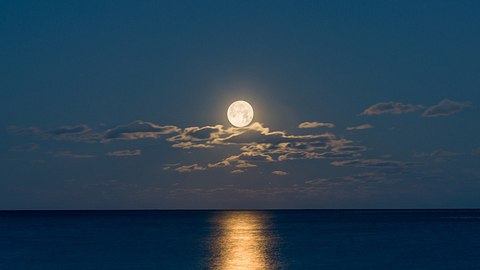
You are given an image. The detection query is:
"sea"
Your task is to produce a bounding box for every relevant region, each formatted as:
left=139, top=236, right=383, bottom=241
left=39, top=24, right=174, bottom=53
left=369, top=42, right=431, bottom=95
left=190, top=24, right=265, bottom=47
left=0, top=210, right=479, bottom=269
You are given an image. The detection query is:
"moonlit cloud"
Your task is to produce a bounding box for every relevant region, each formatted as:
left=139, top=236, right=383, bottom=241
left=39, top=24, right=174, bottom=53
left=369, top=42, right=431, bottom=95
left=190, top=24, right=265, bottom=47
left=162, top=163, right=181, bottom=171
left=168, top=122, right=335, bottom=148
left=422, top=99, right=471, bottom=117
left=8, top=119, right=371, bottom=175
left=7, top=119, right=379, bottom=175
left=167, top=125, right=224, bottom=143
left=272, top=170, right=288, bottom=176
left=208, top=152, right=272, bottom=169
left=218, top=123, right=335, bottom=145
left=298, top=122, right=335, bottom=128
left=106, top=149, right=142, bottom=157
left=361, top=102, right=424, bottom=115
left=346, top=124, right=373, bottom=130
left=171, top=142, right=214, bottom=149
left=175, top=164, right=206, bottom=173
left=187, top=123, right=367, bottom=173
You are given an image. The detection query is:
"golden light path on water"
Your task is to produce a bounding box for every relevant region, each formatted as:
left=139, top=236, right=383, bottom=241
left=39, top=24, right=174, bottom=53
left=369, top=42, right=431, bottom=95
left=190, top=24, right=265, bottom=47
left=210, top=211, right=278, bottom=270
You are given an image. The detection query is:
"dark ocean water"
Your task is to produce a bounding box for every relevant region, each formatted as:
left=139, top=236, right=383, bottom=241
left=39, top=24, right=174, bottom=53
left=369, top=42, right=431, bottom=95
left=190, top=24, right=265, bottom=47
left=1, top=210, right=480, bottom=269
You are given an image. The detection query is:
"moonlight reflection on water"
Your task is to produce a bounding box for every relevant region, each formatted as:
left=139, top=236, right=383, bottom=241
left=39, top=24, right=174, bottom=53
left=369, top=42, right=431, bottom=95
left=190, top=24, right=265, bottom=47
left=209, top=211, right=279, bottom=270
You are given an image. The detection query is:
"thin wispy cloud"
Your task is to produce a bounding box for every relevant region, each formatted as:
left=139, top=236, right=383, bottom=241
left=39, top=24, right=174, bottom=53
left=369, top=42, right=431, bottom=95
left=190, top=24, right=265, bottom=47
left=7, top=126, right=42, bottom=136
left=8, top=121, right=180, bottom=143
left=361, top=102, right=424, bottom=116
left=10, top=143, right=38, bottom=152
left=106, top=149, right=142, bottom=157
left=346, top=124, right=373, bottom=130
left=272, top=170, right=288, bottom=176
left=331, top=158, right=415, bottom=168
left=49, top=125, right=102, bottom=143
left=8, top=124, right=100, bottom=142
left=413, top=149, right=459, bottom=162
left=48, top=125, right=91, bottom=136
left=103, top=120, right=180, bottom=141
left=53, top=151, right=95, bottom=159
left=422, top=99, right=471, bottom=117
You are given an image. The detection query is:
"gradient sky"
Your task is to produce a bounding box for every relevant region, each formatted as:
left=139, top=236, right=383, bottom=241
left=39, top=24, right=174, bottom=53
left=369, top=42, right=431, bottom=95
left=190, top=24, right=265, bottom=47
left=1, top=1, right=480, bottom=209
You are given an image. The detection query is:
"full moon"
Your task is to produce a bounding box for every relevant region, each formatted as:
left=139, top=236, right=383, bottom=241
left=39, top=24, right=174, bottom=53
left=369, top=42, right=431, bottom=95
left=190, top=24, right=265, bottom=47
left=227, top=100, right=254, bottom=127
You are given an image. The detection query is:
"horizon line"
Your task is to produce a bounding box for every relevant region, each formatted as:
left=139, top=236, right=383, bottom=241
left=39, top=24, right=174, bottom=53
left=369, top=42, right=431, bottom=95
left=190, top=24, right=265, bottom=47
left=1, top=208, right=480, bottom=212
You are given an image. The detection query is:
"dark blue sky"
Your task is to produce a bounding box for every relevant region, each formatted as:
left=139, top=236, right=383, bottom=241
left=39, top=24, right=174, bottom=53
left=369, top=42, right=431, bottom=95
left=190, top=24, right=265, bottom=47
left=1, top=1, right=479, bottom=209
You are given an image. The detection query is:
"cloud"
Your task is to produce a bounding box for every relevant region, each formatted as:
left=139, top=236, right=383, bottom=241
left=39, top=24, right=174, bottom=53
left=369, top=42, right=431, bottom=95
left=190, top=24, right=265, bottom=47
left=346, top=124, right=373, bottom=130
left=47, top=125, right=102, bottom=142
left=175, top=164, right=206, bottom=173
left=178, top=125, right=224, bottom=140
left=10, top=143, right=38, bottom=152
left=304, top=178, right=329, bottom=185
left=235, top=162, right=257, bottom=168
left=199, top=123, right=366, bottom=171
left=106, top=149, right=142, bottom=157
left=168, top=122, right=336, bottom=151
left=328, top=138, right=352, bottom=148
left=10, top=120, right=180, bottom=143
left=361, top=102, right=424, bottom=115
left=276, top=141, right=365, bottom=161
left=9, top=120, right=369, bottom=175
left=231, top=169, right=245, bottom=174
left=272, top=170, right=288, bottom=176
left=414, top=149, right=459, bottom=162
left=305, top=172, right=390, bottom=186
left=162, top=163, right=181, bottom=171
left=298, top=122, right=335, bottom=129
left=7, top=126, right=42, bottom=136
left=422, top=99, right=471, bottom=117
left=342, top=172, right=388, bottom=183
left=48, top=125, right=91, bottom=136
left=171, top=142, right=214, bottom=149
left=8, top=124, right=101, bottom=142
left=216, top=122, right=335, bottom=145
left=53, top=151, right=95, bottom=159
left=104, top=120, right=180, bottom=141
left=331, top=158, right=415, bottom=168
left=208, top=152, right=273, bottom=169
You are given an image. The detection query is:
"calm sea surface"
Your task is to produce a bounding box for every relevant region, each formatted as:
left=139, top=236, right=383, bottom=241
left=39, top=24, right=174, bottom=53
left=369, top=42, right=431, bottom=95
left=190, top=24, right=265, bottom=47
left=0, top=210, right=479, bottom=269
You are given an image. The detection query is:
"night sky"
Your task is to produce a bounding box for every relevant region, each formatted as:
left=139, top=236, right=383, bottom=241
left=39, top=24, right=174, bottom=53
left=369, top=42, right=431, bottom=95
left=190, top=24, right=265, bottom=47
left=1, top=1, right=480, bottom=209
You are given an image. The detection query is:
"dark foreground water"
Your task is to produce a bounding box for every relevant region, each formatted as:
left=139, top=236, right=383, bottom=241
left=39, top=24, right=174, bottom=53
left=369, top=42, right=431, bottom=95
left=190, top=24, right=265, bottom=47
left=1, top=210, right=480, bottom=269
